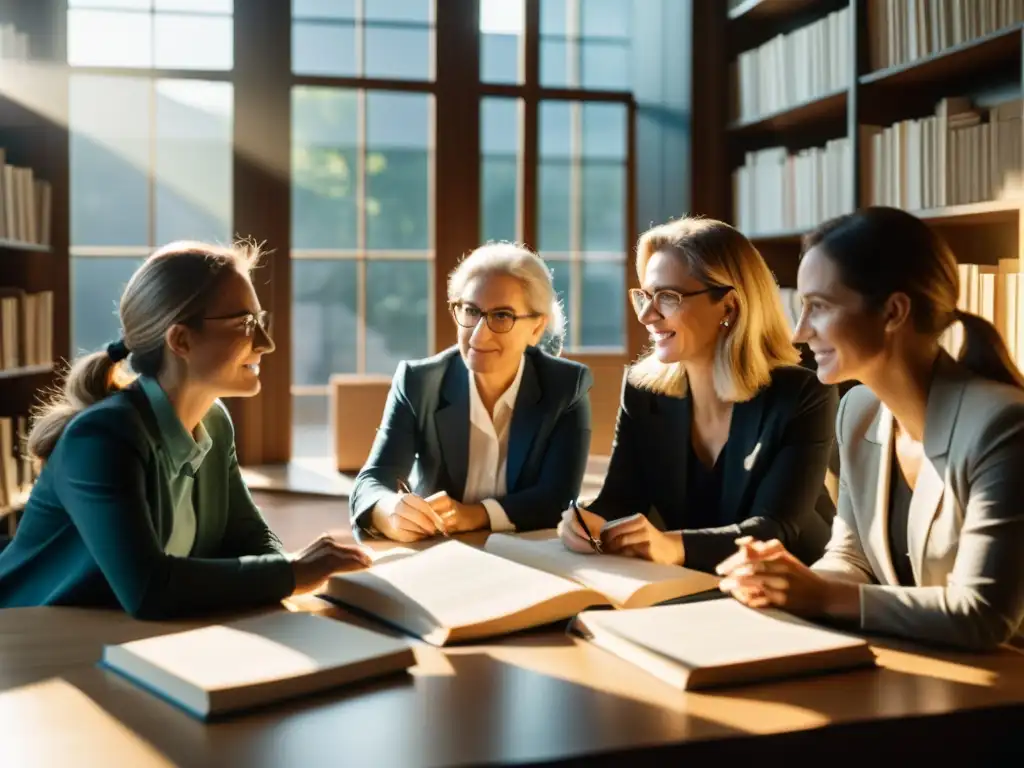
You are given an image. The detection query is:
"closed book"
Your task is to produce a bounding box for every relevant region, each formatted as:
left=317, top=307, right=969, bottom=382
left=101, top=612, right=415, bottom=720
left=570, top=599, right=876, bottom=691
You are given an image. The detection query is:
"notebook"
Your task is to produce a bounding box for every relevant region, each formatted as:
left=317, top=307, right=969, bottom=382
left=570, top=599, right=876, bottom=690
left=323, top=534, right=721, bottom=646
left=100, top=612, right=416, bottom=720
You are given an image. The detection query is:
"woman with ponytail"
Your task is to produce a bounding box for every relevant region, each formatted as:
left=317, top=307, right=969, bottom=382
left=0, top=241, right=370, bottom=617
left=350, top=242, right=592, bottom=539
left=717, top=207, right=1024, bottom=650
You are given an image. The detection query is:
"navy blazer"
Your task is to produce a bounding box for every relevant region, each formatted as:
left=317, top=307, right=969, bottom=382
left=588, top=365, right=839, bottom=572
left=350, top=345, right=593, bottom=532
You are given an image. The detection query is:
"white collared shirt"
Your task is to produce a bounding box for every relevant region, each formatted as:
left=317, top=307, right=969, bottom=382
left=463, top=355, right=525, bottom=532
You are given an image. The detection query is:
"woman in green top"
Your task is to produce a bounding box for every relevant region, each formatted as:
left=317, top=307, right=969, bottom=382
left=0, top=241, right=369, bottom=618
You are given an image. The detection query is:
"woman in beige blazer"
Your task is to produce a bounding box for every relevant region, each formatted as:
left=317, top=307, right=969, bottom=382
left=717, top=206, right=1024, bottom=651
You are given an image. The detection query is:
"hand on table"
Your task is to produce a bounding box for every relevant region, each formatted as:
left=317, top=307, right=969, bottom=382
left=424, top=491, right=489, bottom=534
left=600, top=513, right=685, bottom=566
left=557, top=505, right=606, bottom=554
left=371, top=492, right=449, bottom=542
left=289, top=533, right=373, bottom=594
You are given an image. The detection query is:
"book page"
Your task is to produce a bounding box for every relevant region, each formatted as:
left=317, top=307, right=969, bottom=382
left=484, top=535, right=719, bottom=608
left=581, top=600, right=868, bottom=669
left=327, top=540, right=596, bottom=639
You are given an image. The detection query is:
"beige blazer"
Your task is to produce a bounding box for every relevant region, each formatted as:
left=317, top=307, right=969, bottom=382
left=813, top=355, right=1024, bottom=650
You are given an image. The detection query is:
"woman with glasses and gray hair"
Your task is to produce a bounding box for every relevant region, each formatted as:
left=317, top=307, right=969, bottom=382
left=350, top=242, right=593, bottom=541
left=560, top=217, right=838, bottom=574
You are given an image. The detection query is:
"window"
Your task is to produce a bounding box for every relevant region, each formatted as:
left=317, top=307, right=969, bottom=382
left=480, top=0, right=524, bottom=85
left=291, top=3, right=436, bottom=457
left=541, top=0, right=632, bottom=91
left=67, top=0, right=234, bottom=70
left=69, top=74, right=233, bottom=355
left=480, top=97, right=521, bottom=242
left=292, top=0, right=434, bottom=81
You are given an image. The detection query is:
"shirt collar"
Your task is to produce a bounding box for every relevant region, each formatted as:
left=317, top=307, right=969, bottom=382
left=467, top=354, right=526, bottom=427
left=137, top=375, right=213, bottom=477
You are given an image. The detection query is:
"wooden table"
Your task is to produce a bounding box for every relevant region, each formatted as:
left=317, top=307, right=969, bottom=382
left=1, top=597, right=1023, bottom=767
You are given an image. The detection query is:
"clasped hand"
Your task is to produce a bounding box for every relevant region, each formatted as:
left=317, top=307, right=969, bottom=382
left=715, top=537, right=832, bottom=615
left=558, top=505, right=684, bottom=566
left=372, top=491, right=489, bottom=542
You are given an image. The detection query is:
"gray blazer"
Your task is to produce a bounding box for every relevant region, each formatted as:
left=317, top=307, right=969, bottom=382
left=349, top=346, right=593, bottom=532
left=813, top=354, right=1024, bottom=650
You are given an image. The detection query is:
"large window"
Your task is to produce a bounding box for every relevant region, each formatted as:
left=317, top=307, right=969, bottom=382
left=68, top=1, right=234, bottom=357
left=291, top=1, right=435, bottom=457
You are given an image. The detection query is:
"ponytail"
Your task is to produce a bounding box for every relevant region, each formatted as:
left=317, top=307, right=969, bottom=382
left=27, top=349, right=126, bottom=461
left=954, top=309, right=1024, bottom=389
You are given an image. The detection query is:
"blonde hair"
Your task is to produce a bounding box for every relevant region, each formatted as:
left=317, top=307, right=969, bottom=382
left=447, top=242, right=566, bottom=355
left=28, top=240, right=262, bottom=460
left=628, top=217, right=800, bottom=401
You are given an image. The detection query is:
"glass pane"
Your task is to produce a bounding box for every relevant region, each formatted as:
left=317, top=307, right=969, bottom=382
left=581, top=39, right=630, bottom=90
left=538, top=161, right=571, bottom=252
left=71, top=257, right=145, bottom=356
left=581, top=0, right=631, bottom=38
left=155, top=0, right=233, bottom=12
left=581, top=162, right=625, bottom=252
left=364, top=0, right=433, bottom=23
left=366, top=260, right=430, bottom=374
left=292, top=259, right=358, bottom=384
left=539, top=100, right=572, bottom=159
left=292, top=394, right=331, bottom=459
left=364, top=24, right=431, bottom=80
left=540, top=37, right=571, bottom=88
left=481, top=98, right=519, bottom=243
left=70, top=75, right=150, bottom=247
left=293, top=21, right=358, bottom=77
left=582, top=102, right=627, bottom=160
left=480, top=0, right=523, bottom=84
left=155, top=80, right=233, bottom=245
left=581, top=260, right=625, bottom=347
left=154, top=13, right=233, bottom=70
left=293, top=0, right=356, bottom=18
left=292, top=87, right=359, bottom=250
left=68, top=10, right=151, bottom=67
left=366, top=92, right=431, bottom=250
left=70, top=0, right=149, bottom=8
left=541, top=0, right=568, bottom=34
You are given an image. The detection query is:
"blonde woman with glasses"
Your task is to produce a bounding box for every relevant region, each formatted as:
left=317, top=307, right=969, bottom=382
left=350, top=242, right=593, bottom=542
left=560, top=217, right=838, bottom=574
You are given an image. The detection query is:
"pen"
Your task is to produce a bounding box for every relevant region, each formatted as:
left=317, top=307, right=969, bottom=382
left=397, top=478, right=450, bottom=538
left=572, top=501, right=602, bottom=554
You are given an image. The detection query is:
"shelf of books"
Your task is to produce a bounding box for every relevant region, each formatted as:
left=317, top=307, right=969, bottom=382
left=0, top=2, right=69, bottom=534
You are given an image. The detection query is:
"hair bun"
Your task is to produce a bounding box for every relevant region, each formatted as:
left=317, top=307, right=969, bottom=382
left=106, top=339, right=130, bottom=363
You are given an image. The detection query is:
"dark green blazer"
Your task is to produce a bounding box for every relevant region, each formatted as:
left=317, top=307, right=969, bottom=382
left=0, top=381, right=295, bottom=618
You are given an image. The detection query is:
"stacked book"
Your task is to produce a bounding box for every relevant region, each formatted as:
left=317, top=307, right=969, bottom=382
left=0, top=416, right=34, bottom=512
left=868, top=0, right=1024, bottom=72
left=733, top=138, right=854, bottom=236
left=0, top=289, right=54, bottom=370
left=0, top=149, right=53, bottom=247
left=863, top=97, right=1024, bottom=209
left=942, top=259, right=1024, bottom=370
left=731, top=6, right=851, bottom=123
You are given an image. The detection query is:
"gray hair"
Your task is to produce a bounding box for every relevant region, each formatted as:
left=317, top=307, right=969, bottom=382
left=447, top=242, right=566, bottom=355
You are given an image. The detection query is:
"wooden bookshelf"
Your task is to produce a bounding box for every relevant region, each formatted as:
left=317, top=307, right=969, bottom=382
left=728, top=89, right=848, bottom=137
left=728, top=0, right=824, bottom=23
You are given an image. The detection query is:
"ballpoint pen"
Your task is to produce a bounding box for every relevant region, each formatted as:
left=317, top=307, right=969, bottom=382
left=572, top=501, right=602, bottom=554
left=397, top=478, right=450, bottom=538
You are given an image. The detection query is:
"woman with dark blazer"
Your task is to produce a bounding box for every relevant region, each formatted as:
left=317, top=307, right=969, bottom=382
left=561, top=217, right=838, bottom=573
left=717, top=208, right=1024, bottom=650
left=0, top=241, right=369, bottom=618
left=350, top=243, right=593, bottom=540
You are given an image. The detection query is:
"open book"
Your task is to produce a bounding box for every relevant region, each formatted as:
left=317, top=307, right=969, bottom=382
left=324, top=534, right=720, bottom=646
left=570, top=599, right=876, bottom=690
left=101, top=612, right=415, bottom=720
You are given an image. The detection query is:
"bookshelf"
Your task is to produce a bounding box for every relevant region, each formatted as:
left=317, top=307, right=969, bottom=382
left=0, top=1, right=68, bottom=530
left=721, top=0, right=1024, bottom=364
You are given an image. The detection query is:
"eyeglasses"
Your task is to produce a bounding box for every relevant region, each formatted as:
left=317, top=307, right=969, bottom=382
left=204, top=310, right=271, bottom=338
left=628, top=286, right=732, bottom=318
left=450, top=302, right=540, bottom=334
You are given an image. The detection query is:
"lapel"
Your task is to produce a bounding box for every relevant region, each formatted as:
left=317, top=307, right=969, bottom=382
left=652, top=393, right=691, bottom=515
left=507, top=352, right=543, bottom=492
left=435, top=355, right=470, bottom=497
left=866, top=405, right=900, bottom=585
left=909, top=355, right=967, bottom=582
left=719, top=388, right=768, bottom=523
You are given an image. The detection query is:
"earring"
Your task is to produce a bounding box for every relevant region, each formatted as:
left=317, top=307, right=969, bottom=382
left=721, top=318, right=731, bottom=328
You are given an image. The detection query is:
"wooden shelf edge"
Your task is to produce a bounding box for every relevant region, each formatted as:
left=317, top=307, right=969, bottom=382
left=728, top=0, right=822, bottom=23
left=860, top=24, right=1023, bottom=86
left=728, top=89, right=848, bottom=135
left=0, top=239, right=52, bottom=254
left=0, top=363, right=54, bottom=381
